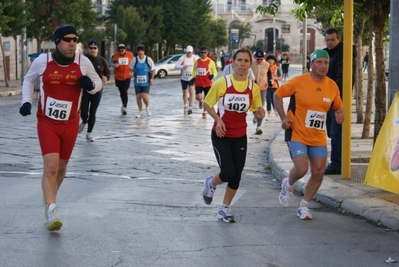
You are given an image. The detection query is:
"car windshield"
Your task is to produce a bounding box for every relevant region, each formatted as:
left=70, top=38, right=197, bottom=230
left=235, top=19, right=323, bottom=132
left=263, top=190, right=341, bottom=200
left=156, top=55, right=173, bottom=64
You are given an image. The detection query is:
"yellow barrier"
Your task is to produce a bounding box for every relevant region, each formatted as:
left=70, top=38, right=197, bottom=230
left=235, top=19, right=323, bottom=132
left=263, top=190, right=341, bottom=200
left=365, top=93, right=399, bottom=193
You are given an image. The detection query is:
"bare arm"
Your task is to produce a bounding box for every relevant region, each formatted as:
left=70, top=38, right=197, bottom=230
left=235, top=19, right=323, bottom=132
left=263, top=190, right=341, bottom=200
left=273, top=93, right=293, bottom=130
left=204, top=103, right=226, bottom=138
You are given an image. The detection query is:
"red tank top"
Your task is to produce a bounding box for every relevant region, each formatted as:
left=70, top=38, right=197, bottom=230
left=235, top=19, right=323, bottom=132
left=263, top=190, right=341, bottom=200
left=195, top=58, right=212, bottom=88
left=38, top=53, right=83, bottom=123
left=212, top=75, right=253, bottom=138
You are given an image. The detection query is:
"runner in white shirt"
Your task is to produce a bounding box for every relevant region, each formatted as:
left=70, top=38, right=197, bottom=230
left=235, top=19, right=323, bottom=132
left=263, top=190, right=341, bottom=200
left=175, top=45, right=199, bottom=115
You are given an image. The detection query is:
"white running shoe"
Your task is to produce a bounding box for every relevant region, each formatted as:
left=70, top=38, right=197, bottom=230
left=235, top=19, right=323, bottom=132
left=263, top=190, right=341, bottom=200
left=146, top=107, right=151, bottom=117
left=79, top=122, right=86, bottom=133
left=136, top=111, right=144, bottom=118
left=86, top=133, right=94, bottom=142
left=46, top=204, right=62, bottom=231
left=297, top=205, right=313, bottom=220
left=279, top=177, right=293, bottom=207
left=217, top=205, right=237, bottom=223
left=121, top=106, right=127, bottom=115
left=202, top=175, right=216, bottom=205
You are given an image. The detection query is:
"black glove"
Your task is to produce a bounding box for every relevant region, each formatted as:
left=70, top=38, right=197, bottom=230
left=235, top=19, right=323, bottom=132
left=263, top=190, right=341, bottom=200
left=78, top=76, right=95, bottom=91
left=190, top=78, right=195, bottom=84
left=20, top=102, right=31, bottom=116
left=209, top=74, right=214, bottom=80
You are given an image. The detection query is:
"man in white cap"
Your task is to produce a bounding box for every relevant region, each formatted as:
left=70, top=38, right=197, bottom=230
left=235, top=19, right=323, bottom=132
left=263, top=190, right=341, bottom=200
left=274, top=49, right=344, bottom=220
left=175, top=45, right=199, bottom=115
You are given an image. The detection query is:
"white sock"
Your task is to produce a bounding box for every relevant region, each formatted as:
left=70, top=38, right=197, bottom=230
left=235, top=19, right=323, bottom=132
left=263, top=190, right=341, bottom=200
left=48, top=203, right=56, bottom=212
left=208, top=179, right=216, bottom=189
left=299, top=199, right=309, bottom=207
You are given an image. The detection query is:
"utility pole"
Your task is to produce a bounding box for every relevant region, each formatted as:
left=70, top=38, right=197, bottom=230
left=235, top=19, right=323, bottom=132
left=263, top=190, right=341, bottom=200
left=21, top=0, right=26, bottom=84
left=302, top=15, right=307, bottom=74
left=388, top=0, right=399, bottom=108
left=273, top=15, right=276, bottom=55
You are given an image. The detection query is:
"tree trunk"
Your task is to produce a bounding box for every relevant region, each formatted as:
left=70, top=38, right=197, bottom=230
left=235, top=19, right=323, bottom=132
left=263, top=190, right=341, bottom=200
left=362, top=30, right=374, bottom=139
left=36, top=37, right=42, bottom=52
left=0, top=36, right=10, bottom=87
left=372, top=1, right=390, bottom=143
left=354, top=20, right=366, bottom=124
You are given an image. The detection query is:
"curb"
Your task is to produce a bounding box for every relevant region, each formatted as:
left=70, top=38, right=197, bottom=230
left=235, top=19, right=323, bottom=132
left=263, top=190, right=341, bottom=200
left=270, top=129, right=399, bottom=231
left=0, top=90, right=22, bottom=97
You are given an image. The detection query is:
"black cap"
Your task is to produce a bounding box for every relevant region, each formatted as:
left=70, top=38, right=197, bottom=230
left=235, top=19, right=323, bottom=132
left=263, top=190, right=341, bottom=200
left=254, top=50, right=264, bottom=58
left=53, top=24, right=78, bottom=45
left=88, top=40, right=98, bottom=46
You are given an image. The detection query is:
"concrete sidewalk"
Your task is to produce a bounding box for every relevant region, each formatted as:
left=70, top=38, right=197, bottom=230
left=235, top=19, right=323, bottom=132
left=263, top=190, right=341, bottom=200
left=2, top=67, right=399, bottom=231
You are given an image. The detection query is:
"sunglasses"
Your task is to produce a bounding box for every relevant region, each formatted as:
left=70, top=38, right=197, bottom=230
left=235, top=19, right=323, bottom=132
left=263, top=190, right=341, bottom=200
left=61, top=37, right=78, bottom=43
left=88, top=47, right=97, bottom=50
left=200, top=52, right=207, bottom=54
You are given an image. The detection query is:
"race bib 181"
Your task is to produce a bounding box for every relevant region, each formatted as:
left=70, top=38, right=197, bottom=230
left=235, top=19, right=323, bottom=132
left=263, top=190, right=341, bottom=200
left=305, top=109, right=327, bottom=130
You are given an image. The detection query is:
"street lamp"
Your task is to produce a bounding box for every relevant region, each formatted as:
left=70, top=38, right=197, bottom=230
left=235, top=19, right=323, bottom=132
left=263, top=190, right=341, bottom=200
left=273, top=15, right=276, bottom=55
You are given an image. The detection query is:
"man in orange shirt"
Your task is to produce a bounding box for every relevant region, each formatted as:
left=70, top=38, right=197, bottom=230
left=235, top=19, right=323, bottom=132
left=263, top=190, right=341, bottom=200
left=109, top=44, right=134, bottom=115
left=274, top=50, right=344, bottom=220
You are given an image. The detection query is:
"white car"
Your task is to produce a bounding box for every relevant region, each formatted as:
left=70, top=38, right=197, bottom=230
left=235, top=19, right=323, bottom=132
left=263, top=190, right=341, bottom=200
left=154, top=54, right=184, bottom=78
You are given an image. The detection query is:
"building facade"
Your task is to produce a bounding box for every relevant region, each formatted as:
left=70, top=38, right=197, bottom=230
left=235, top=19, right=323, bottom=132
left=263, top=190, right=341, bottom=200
left=212, top=0, right=326, bottom=59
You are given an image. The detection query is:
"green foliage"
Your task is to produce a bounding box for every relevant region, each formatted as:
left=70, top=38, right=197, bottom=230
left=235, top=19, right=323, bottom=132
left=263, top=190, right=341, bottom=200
left=25, top=0, right=99, bottom=49
left=256, top=0, right=281, bottom=16
left=106, top=0, right=226, bottom=54
left=0, top=0, right=26, bottom=38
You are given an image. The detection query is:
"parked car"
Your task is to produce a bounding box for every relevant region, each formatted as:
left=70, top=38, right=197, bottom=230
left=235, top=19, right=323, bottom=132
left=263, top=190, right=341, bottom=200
left=154, top=54, right=184, bottom=78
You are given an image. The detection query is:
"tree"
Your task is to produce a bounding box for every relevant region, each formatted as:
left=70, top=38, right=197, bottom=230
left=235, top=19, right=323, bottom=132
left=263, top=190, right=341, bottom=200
left=257, top=0, right=390, bottom=141
left=25, top=0, right=99, bottom=52
left=107, top=0, right=215, bottom=56
left=0, top=0, right=26, bottom=87
left=108, top=5, right=146, bottom=50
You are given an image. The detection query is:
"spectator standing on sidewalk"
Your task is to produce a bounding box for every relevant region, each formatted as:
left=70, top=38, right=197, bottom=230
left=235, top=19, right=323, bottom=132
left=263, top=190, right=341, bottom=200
left=175, top=45, right=199, bottom=115
left=79, top=40, right=110, bottom=142
left=220, top=49, right=225, bottom=70
left=130, top=44, right=155, bottom=118
left=109, top=44, right=134, bottom=115
left=192, top=46, right=218, bottom=119
left=363, top=52, right=369, bottom=72
left=201, top=47, right=265, bottom=223
left=19, top=24, right=102, bottom=231
left=274, top=50, right=344, bottom=220
left=251, top=50, right=269, bottom=134
left=323, top=28, right=356, bottom=174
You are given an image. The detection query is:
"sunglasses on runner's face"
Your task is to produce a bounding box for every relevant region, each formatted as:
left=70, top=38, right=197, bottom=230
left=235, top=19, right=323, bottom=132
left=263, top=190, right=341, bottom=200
left=89, top=47, right=97, bottom=50
left=200, top=52, right=207, bottom=54
left=61, top=37, right=78, bottom=43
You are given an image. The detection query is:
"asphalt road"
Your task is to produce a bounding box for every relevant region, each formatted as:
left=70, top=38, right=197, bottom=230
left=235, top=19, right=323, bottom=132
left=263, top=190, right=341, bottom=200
left=0, top=68, right=398, bottom=267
